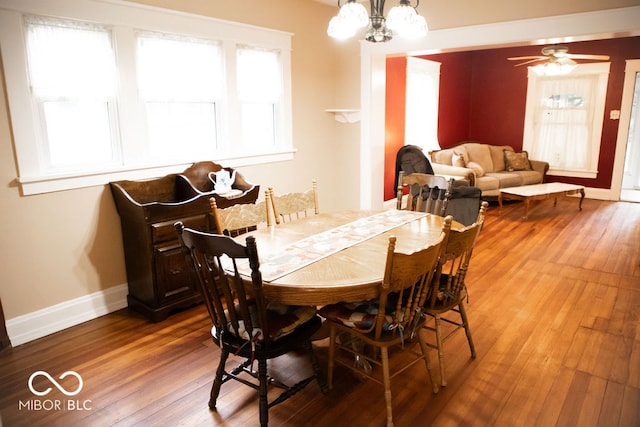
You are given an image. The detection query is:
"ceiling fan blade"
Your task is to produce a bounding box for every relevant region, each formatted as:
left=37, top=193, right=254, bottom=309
left=514, top=58, right=547, bottom=67
left=508, top=56, right=546, bottom=61
left=565, top=54, right=610, bottom=61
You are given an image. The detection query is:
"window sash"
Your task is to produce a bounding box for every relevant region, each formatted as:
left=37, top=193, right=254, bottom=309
left=25, top=17, right=120, bottom=173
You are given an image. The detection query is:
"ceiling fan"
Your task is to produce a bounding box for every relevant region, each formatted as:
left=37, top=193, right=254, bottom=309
left=508, top=45, right=610, bottom=68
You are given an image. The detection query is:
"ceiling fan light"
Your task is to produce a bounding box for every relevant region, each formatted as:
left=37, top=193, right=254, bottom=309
left=532, top=61, right=577, bottom=76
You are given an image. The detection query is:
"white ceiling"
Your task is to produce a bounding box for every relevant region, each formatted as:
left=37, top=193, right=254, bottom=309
left=314, top=0, right=364, bottom=6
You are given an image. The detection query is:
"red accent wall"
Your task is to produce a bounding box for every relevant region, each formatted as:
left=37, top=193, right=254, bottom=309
left=384, top=36, right=640, bottom=198
left=384, top=56, right=407, bottom=201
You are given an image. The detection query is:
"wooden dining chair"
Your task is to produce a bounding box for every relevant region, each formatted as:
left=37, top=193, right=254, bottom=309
left=420, top=201, right=488, bottom=387
left=210, top=190, right=272, bottom=236
left=319, top=217, right=452, bottom=427
left=268, top=180, right=319, bottom=224
left=396, top=171, right=454, bottom=216
left=175, top=222, right=327, bottom=427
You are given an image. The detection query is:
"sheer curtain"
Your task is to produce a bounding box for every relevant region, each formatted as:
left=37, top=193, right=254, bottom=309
left=26, top=17, right=117, bottom=169
left=532, top=77, right=595, bottom=171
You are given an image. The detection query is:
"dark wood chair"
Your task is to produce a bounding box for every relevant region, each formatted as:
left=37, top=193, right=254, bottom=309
left=175, top=222, right=327, bottom=426
left=396, top=171, right=454, bottom=216
left=268, top=180, right=319, bottom=224
left=319, top=217, right=451, bottom=427
left=421, top=201, right=488, bottom=387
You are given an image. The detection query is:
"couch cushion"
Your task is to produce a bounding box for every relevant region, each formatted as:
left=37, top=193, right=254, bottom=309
left=504, top=150, right=533, bottom=171
left=490, top=145, right=513, bottom=172
left=462, top=143, right=494, bottom=173
left=512, top=170, right=543, bottom=185
left=474, top=175, right=500, bottom=191
left=485, top=172, right=522, bottom=188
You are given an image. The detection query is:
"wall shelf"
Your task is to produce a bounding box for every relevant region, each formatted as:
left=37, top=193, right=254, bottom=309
left=326, top=109, right=361, bottom=123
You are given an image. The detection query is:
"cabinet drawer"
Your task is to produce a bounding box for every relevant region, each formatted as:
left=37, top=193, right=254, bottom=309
left=151, top=215, right=208, bottom=244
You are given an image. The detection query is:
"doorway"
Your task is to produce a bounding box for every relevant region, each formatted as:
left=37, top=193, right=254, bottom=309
left=612, top=59, right=640, bottom=203
left=620, top=70, right=640, bottom=202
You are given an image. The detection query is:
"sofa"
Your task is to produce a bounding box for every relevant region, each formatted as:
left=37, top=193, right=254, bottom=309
left=429, top=142, right=549, bottom=197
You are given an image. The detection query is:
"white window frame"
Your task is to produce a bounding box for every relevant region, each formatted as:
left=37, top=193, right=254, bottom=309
left=522, top=62, right=610, bottom=178
left=0, top=0, right=293, bottom=195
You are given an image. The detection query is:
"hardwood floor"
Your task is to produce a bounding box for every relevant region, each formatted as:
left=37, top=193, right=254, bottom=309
left=1, top=198, right=639, bottom=426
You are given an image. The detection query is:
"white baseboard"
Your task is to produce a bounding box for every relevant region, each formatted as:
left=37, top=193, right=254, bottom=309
left=5, top=284, right=128, bottom=347
left=583, top=187, right=616, bottom=201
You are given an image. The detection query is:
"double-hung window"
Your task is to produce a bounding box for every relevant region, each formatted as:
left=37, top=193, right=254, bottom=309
left=522, top=63, right=610, bottom=178
left=25, top=17, right=119, bottom=173
left=0, top=0, right=293, bottom=195
left=136, top=33, right=222, bottom=162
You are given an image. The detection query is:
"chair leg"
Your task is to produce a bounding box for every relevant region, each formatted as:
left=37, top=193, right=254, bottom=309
left=417, top=331, right=439, bottom=394
left=209, top=349, right=230, bottom=409
left=327, top=325, right=336, bottom=390
left=434, top=315, right=447, bottom=387
left=458, top=303, right=476, bottom=358
left=304, top=339, right=329, bottom=393
left=380, top=347, right=394, bottom=427
left=258, top=358, right=269, bottom=427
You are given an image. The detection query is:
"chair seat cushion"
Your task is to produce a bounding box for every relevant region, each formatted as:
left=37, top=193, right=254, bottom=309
left=226, top=302, right=317, bottom=342
left=319, top=301, right=396, bottom=332
left=266, top=303, right=317, bottom=340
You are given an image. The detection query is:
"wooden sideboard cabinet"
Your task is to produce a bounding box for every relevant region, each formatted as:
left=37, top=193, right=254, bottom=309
left=110, top=161, right=259, bottom=321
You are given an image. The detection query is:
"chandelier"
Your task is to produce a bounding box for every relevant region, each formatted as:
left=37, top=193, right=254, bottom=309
left=327, top=0, right=428, bottom=43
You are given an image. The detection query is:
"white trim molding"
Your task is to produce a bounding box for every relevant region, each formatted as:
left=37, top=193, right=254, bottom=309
left=5, top=284, right=128, bottom=346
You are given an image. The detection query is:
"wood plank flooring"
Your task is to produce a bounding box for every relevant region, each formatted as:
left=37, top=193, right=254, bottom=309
left=1, top=198, right=639, bottom=426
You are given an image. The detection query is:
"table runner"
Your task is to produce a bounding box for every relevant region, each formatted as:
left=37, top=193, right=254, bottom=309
left=240, top=210, right=427, bottom=282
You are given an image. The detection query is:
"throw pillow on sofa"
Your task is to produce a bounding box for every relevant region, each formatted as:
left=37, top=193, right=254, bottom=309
left=466, top=161, right=485, bottom=177
left=452, top=151, right=466, bottom=167
left=504, top=150, right=532, bottom=171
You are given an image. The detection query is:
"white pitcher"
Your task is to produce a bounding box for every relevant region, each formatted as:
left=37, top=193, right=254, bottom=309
left=209, top=169, right=236, bottom=194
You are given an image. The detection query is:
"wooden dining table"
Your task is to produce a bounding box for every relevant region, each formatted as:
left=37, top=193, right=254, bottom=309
left=235, top=209, right=459, bottom=306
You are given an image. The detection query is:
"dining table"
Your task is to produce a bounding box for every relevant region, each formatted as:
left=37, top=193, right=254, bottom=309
left=234, top=209, right=461, bottom=307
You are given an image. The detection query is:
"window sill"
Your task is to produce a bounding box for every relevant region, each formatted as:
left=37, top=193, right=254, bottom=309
left=18, top=149, right=296, bottom=196
left=547, top=169, right=597, bottom=179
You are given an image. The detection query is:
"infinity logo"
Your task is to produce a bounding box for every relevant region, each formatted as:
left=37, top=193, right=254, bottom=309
left=28, top=371, right=83, bottom=397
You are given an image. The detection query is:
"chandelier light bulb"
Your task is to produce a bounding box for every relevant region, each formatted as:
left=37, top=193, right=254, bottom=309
left=338, top=1, right=369, bottom=29
left=386, top=4, right=417, bottom=31
left=327, top=15, right=356, bottom=39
